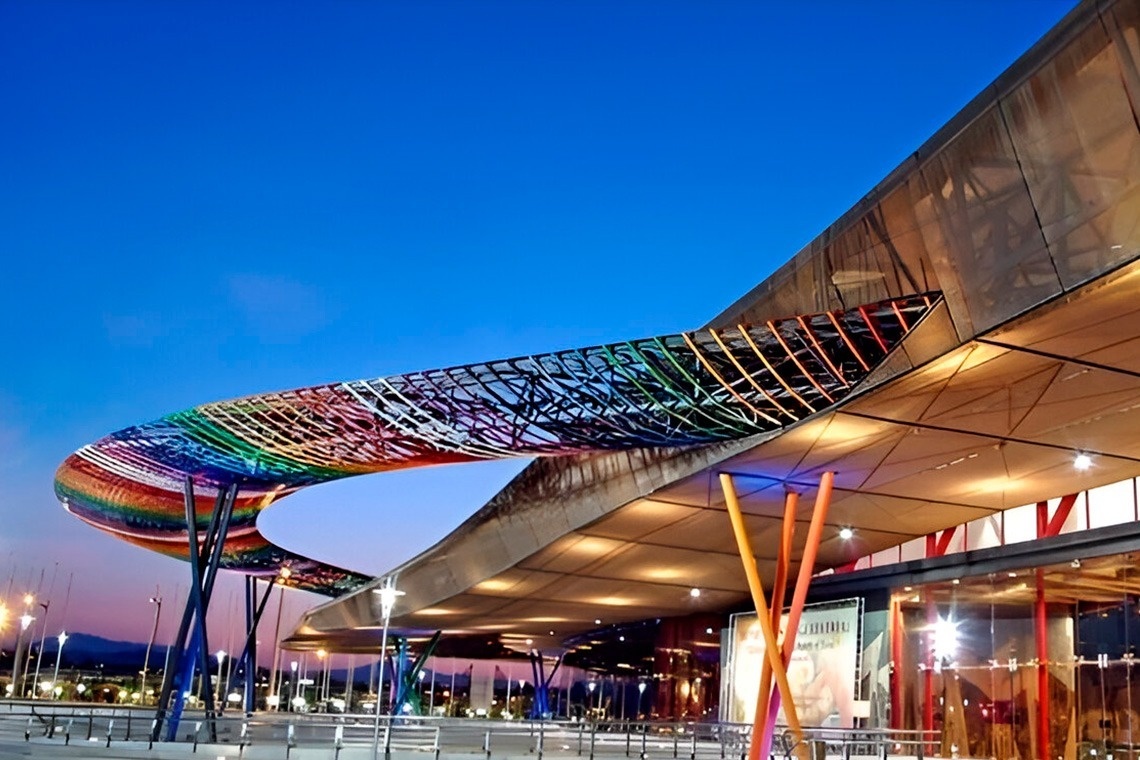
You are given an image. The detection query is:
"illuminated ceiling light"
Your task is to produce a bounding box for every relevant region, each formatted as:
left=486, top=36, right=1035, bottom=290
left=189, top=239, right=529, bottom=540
left=705, top=627, right=714, bottom=635
left=838, top=527, right=854, bottom=540
left=951, top=579, right=960, bottom=585
left=1008, top=572, right=1017, bottom=578
left=689, top=588, right=701, bottom=598
left=1073, top=453, right=1092, bottom=471
left=904, top=586, right=913, bottom=592
left=548, top=630, right=555, bottom=636
left=619, top=635, right=625, bottom=642
left=594, top=619, right=602, bottom=625
left=525, top=638, right=533, bottom=646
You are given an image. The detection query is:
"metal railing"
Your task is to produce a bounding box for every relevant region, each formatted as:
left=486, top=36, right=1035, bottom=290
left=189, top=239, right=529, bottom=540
left=0, top=701, right=939, bottom=760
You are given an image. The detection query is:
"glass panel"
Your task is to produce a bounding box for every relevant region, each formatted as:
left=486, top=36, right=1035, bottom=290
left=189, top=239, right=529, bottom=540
left=1002, top=21, right=1140, bottom=291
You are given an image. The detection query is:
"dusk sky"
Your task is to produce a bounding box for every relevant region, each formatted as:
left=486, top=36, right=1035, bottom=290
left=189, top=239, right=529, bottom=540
left=1, top=1, right=1076, bottom=655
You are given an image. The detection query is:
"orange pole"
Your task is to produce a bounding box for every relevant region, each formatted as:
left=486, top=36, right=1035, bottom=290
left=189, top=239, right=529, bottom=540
left=780, top=471, right=835, bottom=661
left=752, top=489, right=798, bottom=755
left=759, top=472, right=835, bottom=759
left=719, top=473, right=804, bottom=758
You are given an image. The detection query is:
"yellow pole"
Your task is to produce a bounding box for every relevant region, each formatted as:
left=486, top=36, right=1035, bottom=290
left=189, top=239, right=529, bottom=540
left=719, top=472, right=804, bottom=754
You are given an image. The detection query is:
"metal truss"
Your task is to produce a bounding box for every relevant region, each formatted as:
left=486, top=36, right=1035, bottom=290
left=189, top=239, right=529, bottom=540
left=54, top=294, right=938, bottom=595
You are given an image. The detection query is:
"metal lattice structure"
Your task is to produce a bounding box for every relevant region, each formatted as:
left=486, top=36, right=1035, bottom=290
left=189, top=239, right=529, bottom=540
left=54, top=294, right=937, bottom=594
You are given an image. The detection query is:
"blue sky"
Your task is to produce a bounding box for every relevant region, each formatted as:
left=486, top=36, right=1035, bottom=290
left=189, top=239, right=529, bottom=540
left=1, top=1, right=1076, bottom=645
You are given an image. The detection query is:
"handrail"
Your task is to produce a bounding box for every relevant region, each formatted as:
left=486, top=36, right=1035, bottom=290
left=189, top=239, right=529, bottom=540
left=0, top=702, right=942, bottom=760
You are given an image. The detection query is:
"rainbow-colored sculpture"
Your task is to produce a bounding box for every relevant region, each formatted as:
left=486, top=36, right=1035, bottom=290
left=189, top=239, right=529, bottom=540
left=55, top=294, right=937, bottom=594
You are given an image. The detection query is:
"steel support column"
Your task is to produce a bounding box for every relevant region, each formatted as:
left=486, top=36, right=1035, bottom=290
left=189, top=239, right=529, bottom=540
left=223, top=575, right=275, bottom=714
left=752, top=488, right=798, bottom=760
left=760, top=471, right=834, bottom=760
left=529, top=650, right=562, bottom=719
left=719, top=472, right=803, bottom=760
left=1033, top=493, right=1076, bottom=760
left=153, top=479, right=237, bottom=743
left=392, top=631, right=441, bottom=715
left=889, top=596, right=904, bottom=731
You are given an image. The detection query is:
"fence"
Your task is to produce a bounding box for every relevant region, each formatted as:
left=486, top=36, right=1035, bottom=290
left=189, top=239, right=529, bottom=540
left=0, top=701, right=938, bottom=759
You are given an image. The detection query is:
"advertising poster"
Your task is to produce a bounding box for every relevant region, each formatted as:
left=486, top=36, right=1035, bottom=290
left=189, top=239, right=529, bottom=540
left=727, top=598, right=861, bottom=727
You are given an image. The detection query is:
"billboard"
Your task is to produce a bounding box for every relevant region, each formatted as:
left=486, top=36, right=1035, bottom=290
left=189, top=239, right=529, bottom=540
left=726, top=598, right=861, bottom=727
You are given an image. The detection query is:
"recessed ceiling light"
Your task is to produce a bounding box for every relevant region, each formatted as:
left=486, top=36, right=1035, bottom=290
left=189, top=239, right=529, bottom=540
left=904, top=586, right=913, bottom=592
left=594, top=619, right=601, bottom=625
left=839, top=527, right=854, bottom=540
left=689, top=588, right=701, bottom=598
left=619, top=635, right=625, bottom=642
left=1074, top=453, right=1092, bottom=471
left=706, top=627, right=714, bottom=635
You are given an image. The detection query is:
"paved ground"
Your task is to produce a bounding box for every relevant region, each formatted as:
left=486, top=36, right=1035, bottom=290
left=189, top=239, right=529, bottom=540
left=0, top=703, right=742, bottom=760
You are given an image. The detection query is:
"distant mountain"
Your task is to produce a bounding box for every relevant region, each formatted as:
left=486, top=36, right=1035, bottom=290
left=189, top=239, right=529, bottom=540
left=27, top=632, right=171, bottom=674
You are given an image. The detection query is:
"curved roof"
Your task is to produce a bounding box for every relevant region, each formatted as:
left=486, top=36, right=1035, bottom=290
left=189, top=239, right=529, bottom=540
left=54, top=295, right=934, bottom=594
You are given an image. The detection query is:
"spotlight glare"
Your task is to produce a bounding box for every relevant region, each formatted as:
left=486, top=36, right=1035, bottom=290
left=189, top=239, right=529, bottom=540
left=838, top=527, right=854, bottom=540
left=1074, top=453, right=1092, bottom=471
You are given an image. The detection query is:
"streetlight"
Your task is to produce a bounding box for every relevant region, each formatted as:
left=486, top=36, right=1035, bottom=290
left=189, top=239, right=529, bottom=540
left=51, top=632, right=68, bottom=699
left=141, top=595, right=162, bottom=703
left=289, top=661, right=299, bottom=711
left=372, top=578, right=403, bottom=760
left=215, top=650, right=226, bottom=705
left=14, top=612, right=34, bottom=698
left=30, top=600, right=50, bottom=700
left=317, top=649, right=328, bottom=704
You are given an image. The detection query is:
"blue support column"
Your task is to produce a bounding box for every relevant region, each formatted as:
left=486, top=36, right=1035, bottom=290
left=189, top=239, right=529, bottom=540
left=528, top=651, right=562, bottom=719
left=391, top=632, right=441, bottom=715
left=154, top=479, right=237, bottom=743
left=224, top=575, right=275, bottom=714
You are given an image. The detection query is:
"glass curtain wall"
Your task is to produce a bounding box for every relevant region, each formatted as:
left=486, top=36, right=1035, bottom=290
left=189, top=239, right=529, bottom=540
left=893, top=553, right=1140, bottom=760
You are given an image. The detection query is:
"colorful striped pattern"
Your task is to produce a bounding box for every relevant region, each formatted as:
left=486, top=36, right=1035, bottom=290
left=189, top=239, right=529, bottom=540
left=54, top=294, right=937, bottom=595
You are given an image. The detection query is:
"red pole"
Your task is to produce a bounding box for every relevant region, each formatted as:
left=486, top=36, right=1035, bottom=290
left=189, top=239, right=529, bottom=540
left=924, top=594, right=935, bottom=754
left=1035, top=501, right=1050, bottom=760
left=890, top=598, right=904, bottom=731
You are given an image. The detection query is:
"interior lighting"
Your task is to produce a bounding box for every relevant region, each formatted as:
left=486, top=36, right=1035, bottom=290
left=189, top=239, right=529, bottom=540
left=689, top=588, right=701, bottom=598
left=933, top=616, right=959, bottom=661
left=594, top=619, right=601, bottom=625
left=838, top=527, right=854, bottom=540
left=1074, top=453, right=1092, bottom=471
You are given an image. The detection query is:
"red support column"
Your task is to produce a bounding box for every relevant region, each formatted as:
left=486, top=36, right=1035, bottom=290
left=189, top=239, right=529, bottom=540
left=1035, top=500, right=1050, bottom=760
left=923, top=593, right=935, bottom=754
left=890, top=597, right=904, bottom=731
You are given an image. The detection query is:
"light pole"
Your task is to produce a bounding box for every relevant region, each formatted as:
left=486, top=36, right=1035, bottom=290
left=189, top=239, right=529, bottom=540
left=317, top=649, right=328, bottom=705
left=215, top=651, right=226, bottom=706
left=30, top=600, right=50, bottom=699
left=587, top=680, right=597, bottom=718
left=372, top=578, right=403, bottom=760
left=289, top=661, right=298, bottom=711
left=51, top=632, right=67, bottom=699
left=13, top=609, right=34, bottom=698
left=637, top=681, right=646, bottom=718
left=141, top=595, right=161, bottom=703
